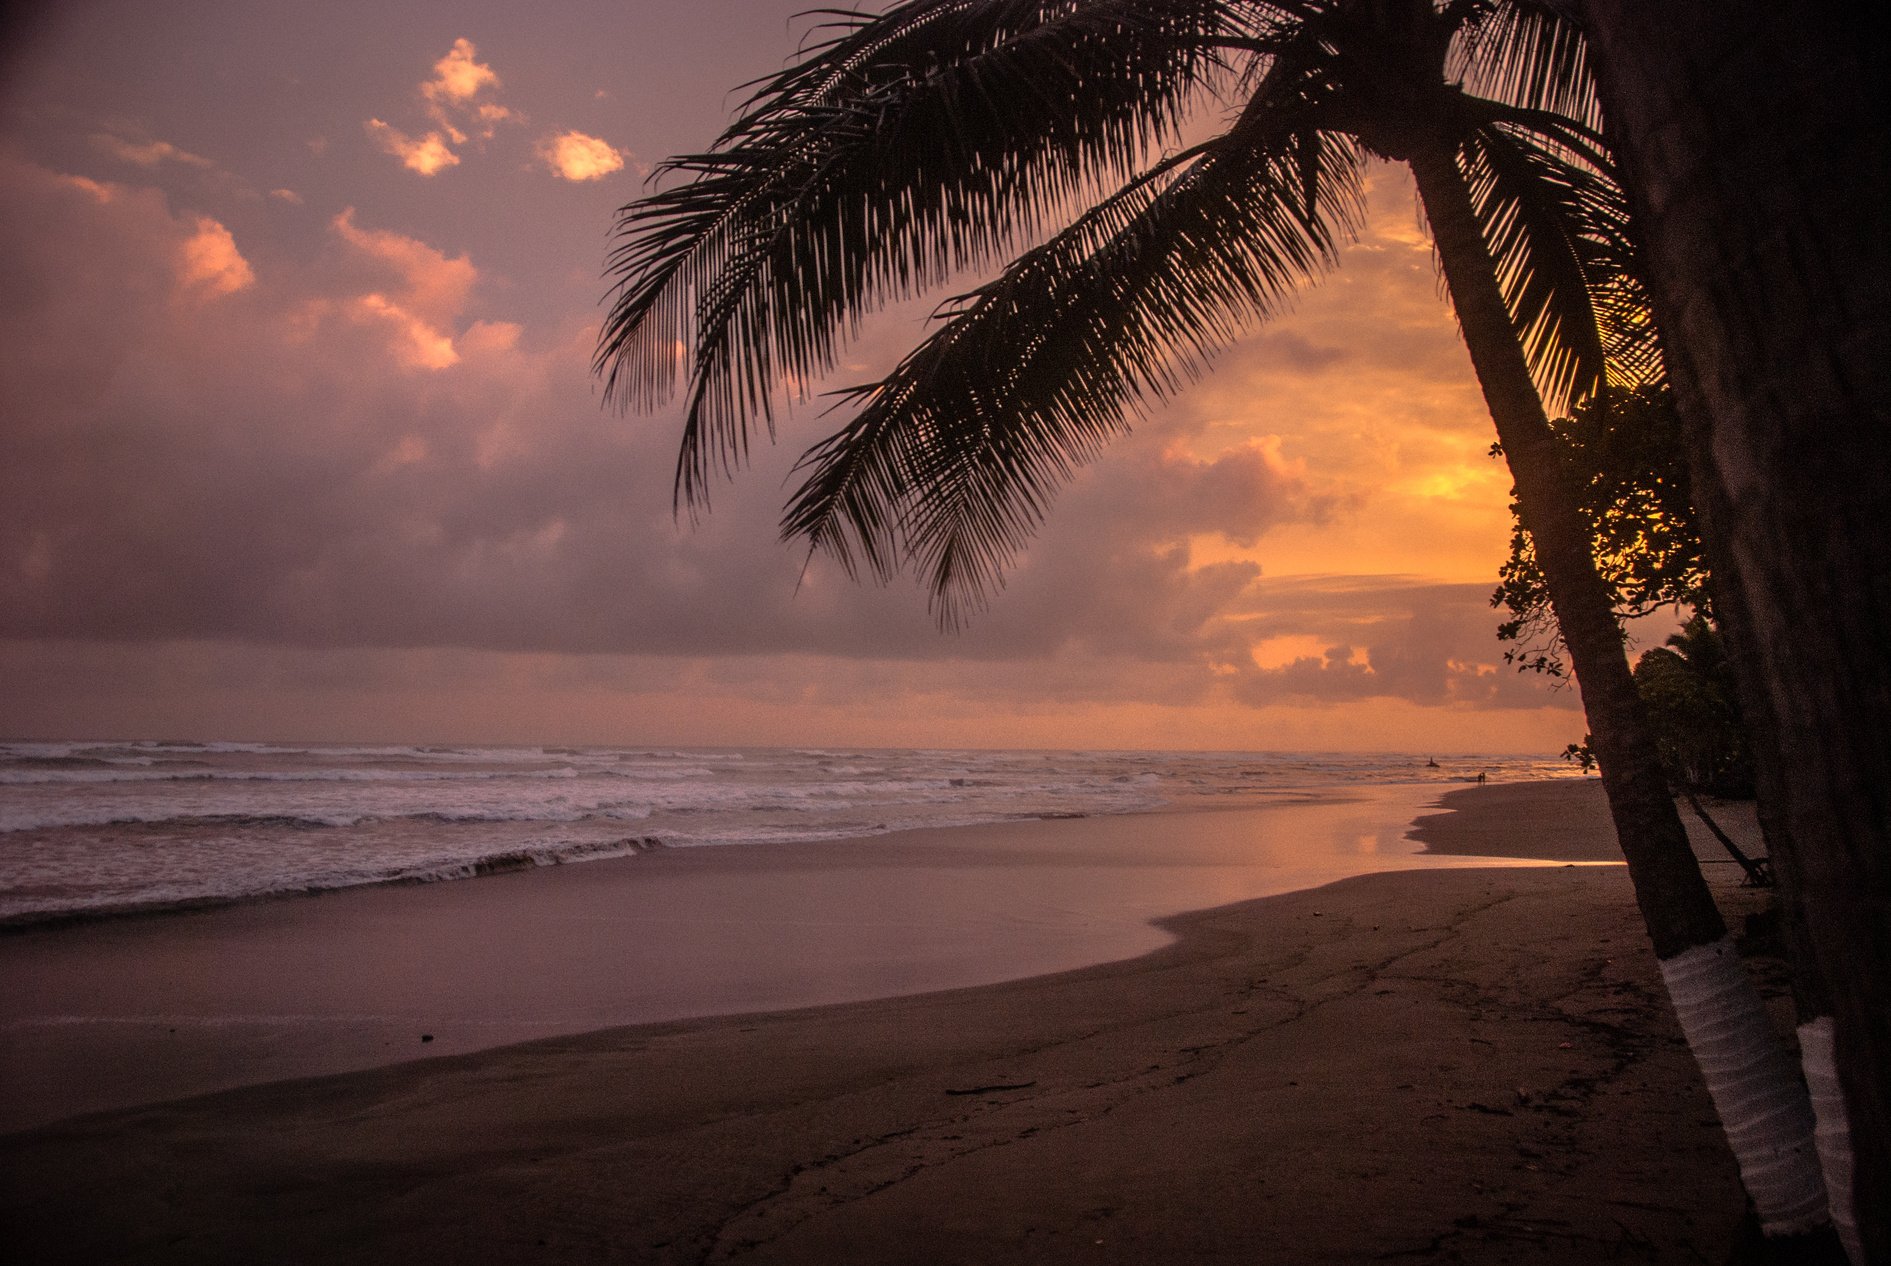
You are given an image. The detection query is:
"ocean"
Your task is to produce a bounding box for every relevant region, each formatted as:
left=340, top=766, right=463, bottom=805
left=0, top=740, right=1580, bottom=928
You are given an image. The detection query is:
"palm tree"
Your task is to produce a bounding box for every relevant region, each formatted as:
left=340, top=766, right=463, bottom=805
left=597, top=0, right=1828, bottom=1239
left=1577, top=4, right=1886, bottom=1260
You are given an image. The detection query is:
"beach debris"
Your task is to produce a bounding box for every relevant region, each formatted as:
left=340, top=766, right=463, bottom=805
left=420, top=1034, right=434, bottom=1043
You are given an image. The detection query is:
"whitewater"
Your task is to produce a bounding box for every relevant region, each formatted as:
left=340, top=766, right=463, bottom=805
left=0, top=740, right=1581, bottom=926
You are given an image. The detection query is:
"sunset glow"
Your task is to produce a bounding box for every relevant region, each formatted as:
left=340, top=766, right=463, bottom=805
left=0, top=0, right=1598, bottom=753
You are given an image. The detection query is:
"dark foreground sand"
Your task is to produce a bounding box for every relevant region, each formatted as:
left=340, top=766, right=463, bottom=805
left=0, top=782, right=1781, bottom=1264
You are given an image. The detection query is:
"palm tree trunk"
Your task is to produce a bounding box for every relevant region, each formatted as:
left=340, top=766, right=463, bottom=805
left=1404, top=135, right=1830, bottom=1239
left=1577, top=6, right=1886, bottom=1260
left=1716, top=554, right=1864, bottom=1264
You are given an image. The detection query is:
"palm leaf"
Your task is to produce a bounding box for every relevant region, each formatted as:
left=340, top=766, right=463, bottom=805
left=596, top=0, right=1240, bottom=510
left=1447, top=1, right=1660, bottom=404
left=1452, top=0, right=1602, bottom=135
left=1457, top=105, right=1658, bottom=413
left=784, top=80, right=1364, bottom=625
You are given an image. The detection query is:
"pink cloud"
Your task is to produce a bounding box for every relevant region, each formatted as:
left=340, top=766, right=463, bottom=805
left=365, top=119, right=459, bottom=176
left=322, top=208, right=477, bottom=366
left=421, top=39, right=508, bottom=137
left=0, top=145, right=1571, bottom=737
left=177, top=216, right=253, bottom=297
left=537, top=131, right=626, bottom=182
left=90, top=133, right=215, bottom=170
left=330, top=209, right=473, bottom=309
left=368, top=38, right=514, bottom=176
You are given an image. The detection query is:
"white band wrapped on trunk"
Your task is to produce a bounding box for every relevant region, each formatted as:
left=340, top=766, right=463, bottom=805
left=1797, top=1016, right=1863, bottom=1265
left=1658, top=936, right=1827, bottom=1236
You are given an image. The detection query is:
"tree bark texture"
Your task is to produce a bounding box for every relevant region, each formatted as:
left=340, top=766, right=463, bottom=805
left=1579, top=5, right=1889, bottom=1258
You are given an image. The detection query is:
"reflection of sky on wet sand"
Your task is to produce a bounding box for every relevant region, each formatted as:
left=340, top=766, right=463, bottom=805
left=0, top=786, right=1594, bottom=1128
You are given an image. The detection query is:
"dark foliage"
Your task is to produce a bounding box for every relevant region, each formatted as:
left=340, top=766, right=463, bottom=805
left=1492, top=384, right=1702, bottom=674
left=1634, top=616, right=1755, bottom=799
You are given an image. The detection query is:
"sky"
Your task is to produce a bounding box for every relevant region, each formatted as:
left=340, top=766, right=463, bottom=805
left=0, top=0, right=1610, bottom=752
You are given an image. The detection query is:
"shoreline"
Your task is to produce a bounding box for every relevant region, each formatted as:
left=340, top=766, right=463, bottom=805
left=1, top=782, right=1556, bottom=1133
left=1411, top=779, right=1623, bottom=860
left=1, top=780, right=1782, bottom=1263
left=0, top=779, right=1514, bottom=937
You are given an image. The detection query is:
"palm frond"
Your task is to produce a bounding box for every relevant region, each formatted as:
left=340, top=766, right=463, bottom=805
left=1458, top=106, right=1658, bottom=413
left=1451, top=0, right=1601, bottom=135
left=784, top=92, right=1365, bottom=625
left=596, top=0, right=1242, bottom=510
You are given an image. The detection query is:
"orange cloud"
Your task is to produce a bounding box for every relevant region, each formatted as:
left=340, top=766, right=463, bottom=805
left=177, top=216, right=253, bottom=297
left=1152, top=164, right=1511, bottom=587
left=369, top=39, right=513, bottom=175
left=328, top=210, right=478, bottom=369
left=365, top=119, right=460, bottom=176
left=350, top=293, right=459, bottom=370
left=460, top=320, right=523, bottom=356
left=56, top=173, right=116, bottom=203
left=330, top=208, right=475, bottom=323
left=538, top=131, right=625, bottom=181
left=422, top=39, right=505, bottom=125
left=91, top=133, right=215, bottom=170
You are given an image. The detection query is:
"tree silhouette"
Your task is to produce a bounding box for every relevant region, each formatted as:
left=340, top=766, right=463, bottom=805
left=1636, top=618, right=1751, bottom=797
left=1491, top=385, right=1705, bottom=676
left=1579, top=4, right=1886, bottom=1258
left=599, top=1, right=1829, bottom=1239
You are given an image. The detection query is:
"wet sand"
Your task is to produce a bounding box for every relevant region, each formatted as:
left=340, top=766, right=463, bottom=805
left=0, top=781, right=1783, bottom=1263
left=0, top=785, right=1534, bottom=1131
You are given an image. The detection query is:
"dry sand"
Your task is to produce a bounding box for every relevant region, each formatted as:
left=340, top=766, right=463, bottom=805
left=0, top=781, right=1783, bottom=1263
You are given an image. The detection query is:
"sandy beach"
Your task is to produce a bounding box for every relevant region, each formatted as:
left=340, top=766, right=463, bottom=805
left=0, top=783, right=1539, bottom=1131
left=0, top=780, right=1782, bottom=1263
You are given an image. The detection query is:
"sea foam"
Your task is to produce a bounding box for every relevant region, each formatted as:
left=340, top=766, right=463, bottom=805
left=0, top=742, right=1581, bottom=925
